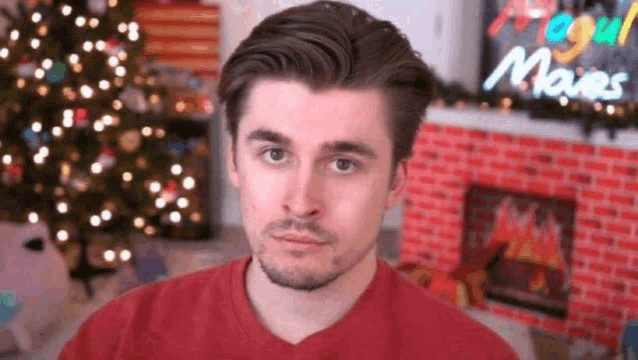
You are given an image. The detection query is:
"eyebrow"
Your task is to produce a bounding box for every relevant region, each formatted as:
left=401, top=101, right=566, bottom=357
left=246, top=128, right=378, bottom=160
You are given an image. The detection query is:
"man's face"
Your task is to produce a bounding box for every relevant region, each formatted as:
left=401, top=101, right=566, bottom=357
left=227, top=79, right=407, bottom=292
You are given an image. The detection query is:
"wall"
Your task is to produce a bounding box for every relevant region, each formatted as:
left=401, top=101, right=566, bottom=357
left=400, top=109, right=638, bottom=351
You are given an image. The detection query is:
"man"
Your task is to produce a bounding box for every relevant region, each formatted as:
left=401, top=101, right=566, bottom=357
left=59, top=1, right=519, bottom=359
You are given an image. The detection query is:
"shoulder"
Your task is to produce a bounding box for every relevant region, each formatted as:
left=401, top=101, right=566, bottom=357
left=382, top=262, right=519, bottom=359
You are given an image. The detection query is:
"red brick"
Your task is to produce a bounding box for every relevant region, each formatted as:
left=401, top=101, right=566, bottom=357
left=572, top=144, right=595, bottom=156
left=604, top=251, right=630, bottom=266
left=589, top=262, right=612, bottom=274
left=578, top=218, right=602, bottom=230
left=583, top=190, right=607, bottom=202
left=609, top=193, right=635, bottom=206
left=544, top=139, right=568, bottom=152
left=608, top=323, right=624, bottom=337
left=570, top=327, right=594, bottom=339
left=478, top=174, right=499, bottom=186
left=577, top=246, right=601, bottom=259
left=443, top=126, right=466, bottom=137
left=631, top=285, right=638, bottom=296
left=573, top=273, right=599, bottom=286
left=612, top=164, right=638, bottom=177
left=491, top=133, right=513, bottom=144
left=455, top=143, right=474, bottom=152
left=541, top=169, right=564, bottom=181
left=490, top=161, right=511, bottom=171
left=558, top=156, right=580, bottom=168
left=570, top=173, right=592, bottom=185
left=480, top=145, right=500, bottom=156
left=597, top=176, right=621, bottom=189
left=531, top=153, right=554, bottom=164
left=528, top=181, right=551, bottom=195
left=501, top=176, right=523, bottom=187
left=417, top=176, right=437, bottom=185
left=452, top=169, right=471, bottom=180
left=611, top=295, right=638, bottom=309
left=468, top=130, right=488, bottom=140
left=438, top=231, right=457, bottom=241
left=555, top=186, right=577, bottom=198
left=593, top=334, right=619, bottom=350
left=631, top=151, right=638, bottom=161
left=577, top=203, right=592, bottom=214
left=430, top=165, right=449, bottom=175
left=617, top=240, right=638, bottom=252
left=585, top=161, right=609, bottom=173
left=601, top=280, right=626, bottom=294
left=598, top=306, right=624, bottom=321
left=605, top=222, right=632, bottom=235
left=626, top=182, right=638, bottom=191
left=517, top=166, right=539, bottom=176
left=416, top=227, right=434, bottom=236
left=519, top=136, right=541, bottom=148
left=420, top=150, right=439, bottom=160
left=421, top=123, right=442, bottom=134
left=571, top=285, right=583, bottom=297
left=438, top=255, right=458, bottom=267
left=504, top=150, right=526, bottom=161
left=599, top=147, right=627, bottom=160
left=433, top=139, right=452, bottom=148
left=468, top=158, right=484, bottom=167
left=572, top=258, right=586, bottom=270
left=586, top=290, right=610, bottom=303
left=441, top=180, right=463, bottom=190
left=442, top=153, right=461, bottom=163
left=590, top=234, right=614, bottom=247
left=594, top=206, right=618, bottom=218
left=406, top=186, right=426, bottom=196
left=621, top=210, right=638, bottom=222
left=583, top=316, right=607, bottom=330
left=616, top=268, right=638, bottom=281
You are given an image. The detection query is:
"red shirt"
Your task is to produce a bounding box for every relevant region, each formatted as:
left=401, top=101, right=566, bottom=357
left=59, top=256, right=519, bottom=359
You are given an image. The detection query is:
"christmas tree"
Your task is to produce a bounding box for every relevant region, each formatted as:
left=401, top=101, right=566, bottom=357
left=0, top=0, right=204, bottom=298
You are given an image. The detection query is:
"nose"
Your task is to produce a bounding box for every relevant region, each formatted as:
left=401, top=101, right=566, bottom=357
left=282, top=165, right=325, bottom=220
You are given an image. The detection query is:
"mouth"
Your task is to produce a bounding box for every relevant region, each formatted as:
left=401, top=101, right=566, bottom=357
left=273, top=235, right=328, bottom=245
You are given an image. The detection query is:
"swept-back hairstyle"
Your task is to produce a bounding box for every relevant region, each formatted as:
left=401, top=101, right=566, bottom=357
left=217, top=0, right=434, bottom=185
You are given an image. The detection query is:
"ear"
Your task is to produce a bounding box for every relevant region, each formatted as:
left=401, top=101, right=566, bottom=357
left=227, top=140, right=240, bottom=189
left=384, top=161, right=408, bottom=210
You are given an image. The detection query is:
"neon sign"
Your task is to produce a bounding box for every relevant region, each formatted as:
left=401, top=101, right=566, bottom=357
left=483, top=0, right=637, bottom=101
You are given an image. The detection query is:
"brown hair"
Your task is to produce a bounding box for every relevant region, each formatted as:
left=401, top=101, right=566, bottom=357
left=217, top=0, right=434, bottom=186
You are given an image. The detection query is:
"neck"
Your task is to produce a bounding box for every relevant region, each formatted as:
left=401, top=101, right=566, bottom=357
left=245, top=247, right=378, bottom=344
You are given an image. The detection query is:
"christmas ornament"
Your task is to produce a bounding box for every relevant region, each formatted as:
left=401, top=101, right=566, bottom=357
left=21, top=128, right=44, bottom=151
left=104, top=37, right=123, bottom=57
left=119, top=86, right=148, bottom=113
left=45, top=61, right=67, bottom=83
left=97, top=146, right=116, bottom=169
left=161, top=180, right=179, bottom=203
left=15, top=55, right=36, bottom=78
left=119, top=129, right=141, bottom=152
left=2, top=163, right=23, bottom=185
left=188, top=76, right=202, bottom=90
left=168, top=142, right=185, bottom=157
left=88, top=0, right=108, bottom=15
left=74, top=108, right=88, bottom=128
left=70, top=171, right=89, bottom=192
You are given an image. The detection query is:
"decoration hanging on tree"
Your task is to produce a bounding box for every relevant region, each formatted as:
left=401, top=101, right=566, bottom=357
left=45, top=61, right=67, bottom=84
left=118, top=129, right=141, bottom=152
left=160, top=179, right=179, bottom=204
left=15, top=55, right=35, bottom=78
left=2, top=163, right=23, bottom=186
left=97, top=146, right=116, bottom=169
left=74, top=108, right=89, bottom=128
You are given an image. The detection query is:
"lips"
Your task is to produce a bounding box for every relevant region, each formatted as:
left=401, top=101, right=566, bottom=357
left=274, top=235, right=327, bottom=245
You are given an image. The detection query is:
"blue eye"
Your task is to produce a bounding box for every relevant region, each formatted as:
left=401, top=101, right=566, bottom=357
left=261, top=148, right=359, bottom=174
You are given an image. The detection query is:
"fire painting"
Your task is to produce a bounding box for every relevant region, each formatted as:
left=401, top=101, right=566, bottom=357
left=462, top=184, right=576, bottom=318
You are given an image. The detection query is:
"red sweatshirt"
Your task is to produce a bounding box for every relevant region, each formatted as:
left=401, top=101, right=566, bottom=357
left=59, top=256, right=519, bottom=360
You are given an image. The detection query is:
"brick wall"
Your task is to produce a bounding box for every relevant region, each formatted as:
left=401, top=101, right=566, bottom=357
left=400, top=121, right=638, bottom=351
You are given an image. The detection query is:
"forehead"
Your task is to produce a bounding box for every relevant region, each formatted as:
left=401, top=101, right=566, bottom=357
left=240, top=79, right=391, bottom=151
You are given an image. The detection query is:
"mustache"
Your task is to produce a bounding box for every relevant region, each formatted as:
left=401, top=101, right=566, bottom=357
left=266, top=218, right=335, bottom=242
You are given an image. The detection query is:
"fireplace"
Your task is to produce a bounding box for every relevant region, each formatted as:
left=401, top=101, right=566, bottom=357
left=462, top=184, right=576, bottom=319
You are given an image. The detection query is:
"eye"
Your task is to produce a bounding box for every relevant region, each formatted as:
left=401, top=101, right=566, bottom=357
left=261, top=148, right=359, bottom=174
left=23, top=237, right=44, bottom=252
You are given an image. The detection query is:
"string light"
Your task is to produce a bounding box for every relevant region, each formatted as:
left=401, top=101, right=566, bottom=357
left=61, top=163, right=71, bottom=177
left=175, top=101, right=186, bottom=112
left=102, top=114, right=113, bottom=125
left=80, top=85, right=93, bottom=98
left=3, top=154, right=12, bottom=165
left=134, top=217, right=144, bottom=228
left=37, top=85, right=49, bottom=96
left=122, top=171, right=132, bottom=181
left=101, top=209, right=112, bottom=221
left=149, top=181, right=161, bottom=193
left=91, top=162, right=102, bottom=174
left=95, top=40, right=105, bottom=51
left=115, top=66, right=126, bottom=77
left=109, top=0, right=118, bottom=7
left=171, top=164, right=182, bottom=175
left=155, top=128, right=165, bottom=138
left=0, top=48, right=8, bottom=58
left=594, top=102, right=603, bottom=112
left=142, top=126, right=152, bottom=136
left=128, top=31, right=139, bottom=42
left=75, top=16, right=86, bottom=27
left=607, top=104, right=615, bottom=115
left=69, top=54, right=79, bottom=64
left=42, top=58, right=52, bottom=70
left=183, top=176, right=195, bottom=190
left=128, top=22, right=139, bottom=32
left=32, top=121, right=42, bottom=132
left=93, top=120, right=104, bottom=132
left=10, top=30, right=19, bottom=41
left=114, top=78, right=124, bottom=87
left=28, top=212, right=39, bottom=223
left=560, top=96, right=568, bottom=107
left=117, top=51, right=127, bottom=61
left=57, top=230, right=69, bottom=242
left=190, top=212, right=201, bottom=222
left=99, top=80, right=110, bottom=90
left=89, top=18, right=99, bottom=28
left=34, top=153, right=44, bottom=164
left=31, top=12, right=42, bottom=23
left=61, top=4, right=72, bottom=16
left=177, top=197, right=189, bottom=208
left=73, top=63, right=82, bottom=72
left=119, top=249, right=131, bottom=262
left=16, top=78, right=25, bottom=89
left=35, top=68, right=45, bottom=79
left=103, top=249, right=115, bottom=261
left=150, top=94, right=160, bottom=104
left=170, top=211, right=181, bottom=223
left=108, top=56, right=119, bottom=67
left=62, top=118, right=73, bottom=128
left=30, top=38, right=40, bottom=49
left=118, top=22, right=127, bottom=33
left=113, top=100, right=122, bottom=110
left=155, top=198, right=166, bottom=208
left=83, top=41, right=93, bottom=52
left=53, top=126, right=62, bottom=137
left=90, top=215, right=101, bottom=227
left=38, top=25, right=48, bottom=36
left=39, top=146, right=49, bottom=158
left=144, top=226, right=155, bottom=236
left=57, top=202, right=68, bottom=213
